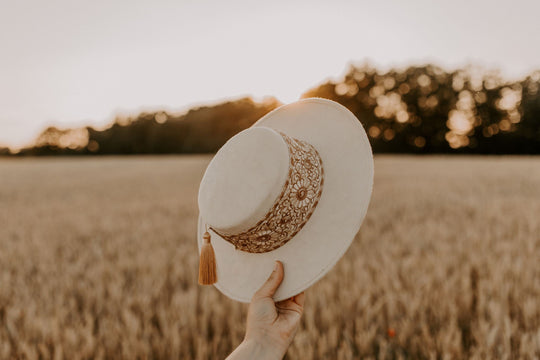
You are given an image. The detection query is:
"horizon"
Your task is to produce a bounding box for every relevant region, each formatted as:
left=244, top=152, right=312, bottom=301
left=2, top=0, right=540, bottom=149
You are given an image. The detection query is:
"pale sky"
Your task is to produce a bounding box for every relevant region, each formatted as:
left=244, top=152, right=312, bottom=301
left=1, top=0, right=539, bottom=148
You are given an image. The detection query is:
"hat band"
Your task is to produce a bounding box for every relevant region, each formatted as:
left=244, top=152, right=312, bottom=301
left=210, top=131, right=325, bottom=253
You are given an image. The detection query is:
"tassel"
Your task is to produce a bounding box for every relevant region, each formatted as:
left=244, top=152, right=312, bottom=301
left=198, top=231, right=217, bottom=285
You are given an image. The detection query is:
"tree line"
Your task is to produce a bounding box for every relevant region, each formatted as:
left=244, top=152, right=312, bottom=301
left=4, top=63, right=540, bottom=156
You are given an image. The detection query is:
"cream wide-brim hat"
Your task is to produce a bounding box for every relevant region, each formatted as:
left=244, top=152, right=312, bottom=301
left=197, top=98, right=373, bottom=303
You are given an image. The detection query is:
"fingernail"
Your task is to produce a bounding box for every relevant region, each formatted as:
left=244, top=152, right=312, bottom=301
left=274, top=261, right=279, bottom=271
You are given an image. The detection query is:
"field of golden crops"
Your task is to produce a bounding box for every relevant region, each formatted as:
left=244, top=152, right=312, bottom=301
left=0, top=156, right=539, bottom=359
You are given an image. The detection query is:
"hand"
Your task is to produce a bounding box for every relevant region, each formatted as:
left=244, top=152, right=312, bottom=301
left=226, top=261, right=305, bottom=360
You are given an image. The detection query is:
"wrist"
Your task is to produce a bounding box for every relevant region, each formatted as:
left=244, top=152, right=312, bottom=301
left=235, top=338, right=286, bottom=360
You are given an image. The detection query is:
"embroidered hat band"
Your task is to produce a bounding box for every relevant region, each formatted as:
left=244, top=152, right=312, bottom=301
left=209, top=131, right=325, bottom=253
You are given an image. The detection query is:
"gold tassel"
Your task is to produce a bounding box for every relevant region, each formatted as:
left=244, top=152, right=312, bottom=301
left=198, top=231, right=217, bottom=285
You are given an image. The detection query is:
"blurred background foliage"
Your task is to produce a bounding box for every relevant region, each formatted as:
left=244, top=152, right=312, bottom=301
left=5, top=63, right=540, bottom=156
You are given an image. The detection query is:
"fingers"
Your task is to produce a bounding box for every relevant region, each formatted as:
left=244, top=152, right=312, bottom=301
left=253, top=261, right=284, bottom=299
left=293, top=292, right=305, bottom=307
left=276, top=292, right=305, bottom=314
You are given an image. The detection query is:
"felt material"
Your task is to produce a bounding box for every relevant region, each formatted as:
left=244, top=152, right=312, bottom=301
left=197, top=98, right=374, bottom=303
left=199, top=127, right=290, bottom=234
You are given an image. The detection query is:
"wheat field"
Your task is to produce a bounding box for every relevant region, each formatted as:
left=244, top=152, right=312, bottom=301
left=0, top=156, right=539, bottom=359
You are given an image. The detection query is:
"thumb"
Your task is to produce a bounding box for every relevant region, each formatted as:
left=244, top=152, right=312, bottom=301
left=252, top=261, right=284, bottom=300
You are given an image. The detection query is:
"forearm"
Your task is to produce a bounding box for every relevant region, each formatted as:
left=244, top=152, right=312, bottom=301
left=226, top=339, right=285, bottom=360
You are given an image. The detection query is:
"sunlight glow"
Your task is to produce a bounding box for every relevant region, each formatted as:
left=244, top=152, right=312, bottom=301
left=1, top=0, right=540, bottom=148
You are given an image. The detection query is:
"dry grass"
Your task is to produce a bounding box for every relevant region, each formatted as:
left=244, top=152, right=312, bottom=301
left=0, top=155, right=539, bottom=359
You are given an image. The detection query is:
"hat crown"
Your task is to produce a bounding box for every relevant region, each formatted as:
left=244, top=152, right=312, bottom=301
left=198, top=127, right=290, bottom=235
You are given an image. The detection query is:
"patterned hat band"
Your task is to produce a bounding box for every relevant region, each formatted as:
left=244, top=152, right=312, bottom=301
left=210, top=131, right=325, bottom=253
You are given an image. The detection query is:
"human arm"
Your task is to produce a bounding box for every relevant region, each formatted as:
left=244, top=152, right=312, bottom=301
left=226, top=261, right=305, bottom=360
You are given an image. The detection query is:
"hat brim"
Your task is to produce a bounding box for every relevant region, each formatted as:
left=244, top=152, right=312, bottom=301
left=197, top=98, right=374, bottom=303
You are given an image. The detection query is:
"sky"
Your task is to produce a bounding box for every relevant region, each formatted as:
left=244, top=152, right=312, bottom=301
left=1, top=0, right=539, bottom=149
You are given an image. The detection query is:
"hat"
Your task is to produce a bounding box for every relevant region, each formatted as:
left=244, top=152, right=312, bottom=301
left=197, top=98, right=373, bottom=303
